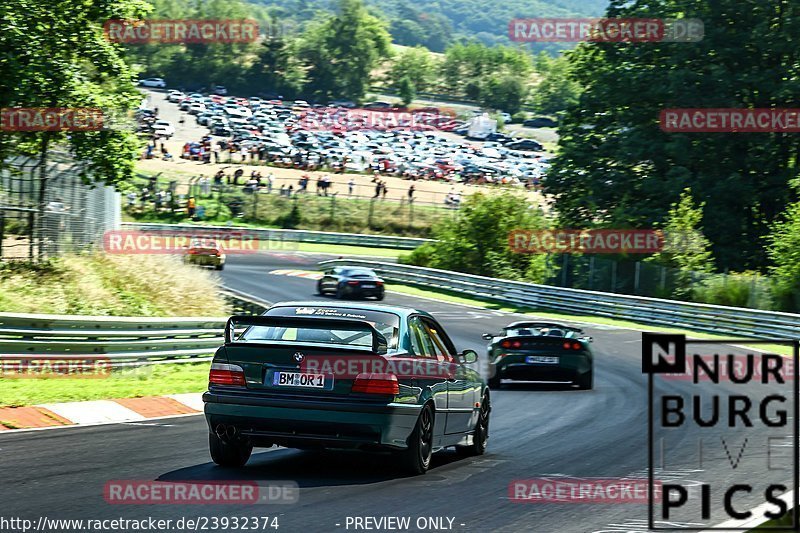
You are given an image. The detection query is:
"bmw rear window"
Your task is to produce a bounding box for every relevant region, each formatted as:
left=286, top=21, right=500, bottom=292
left=241, top=306, right=400, bottom=349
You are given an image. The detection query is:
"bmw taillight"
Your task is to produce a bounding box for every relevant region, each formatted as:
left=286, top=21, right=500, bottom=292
left=352, top=373, right=399, bottom=395
left=347, top=281, right=359, bottom=286
left=209, top=363, right=246, bottom=386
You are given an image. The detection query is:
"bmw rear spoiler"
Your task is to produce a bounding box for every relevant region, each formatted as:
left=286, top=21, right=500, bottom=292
left=224, top=315, right=389, bottom=354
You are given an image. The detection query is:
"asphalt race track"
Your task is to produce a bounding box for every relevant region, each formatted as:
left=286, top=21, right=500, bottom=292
left=0, top=252, right=793, bottom=533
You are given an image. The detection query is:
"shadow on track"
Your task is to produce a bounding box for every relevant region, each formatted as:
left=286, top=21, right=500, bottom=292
left=156, top=447, right=470, bottom=488
left=493, top=382, right=588, bottom=392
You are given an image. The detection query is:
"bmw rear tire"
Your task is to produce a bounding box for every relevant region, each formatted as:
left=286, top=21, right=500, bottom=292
left=209, top=433, right=253, bottom=467
left=399, top=404, right=434, bottom=475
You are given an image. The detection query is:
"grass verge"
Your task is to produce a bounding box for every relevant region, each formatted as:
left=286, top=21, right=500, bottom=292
left=0, top=253, right=230, bottom=316
left=292, top=243, right=405, bottom=258
left=0, top=362, right=208, bottom=407
left=124, top=192, right=455, bottom=238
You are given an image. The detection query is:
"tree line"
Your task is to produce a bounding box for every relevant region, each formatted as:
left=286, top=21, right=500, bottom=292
left=126, top=0, right=576, bottom=114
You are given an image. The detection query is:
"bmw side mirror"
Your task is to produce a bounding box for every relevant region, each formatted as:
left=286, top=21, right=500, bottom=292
left=458, top=349, right=478, bottom=364
left=481, top=333, right=494, bottom=340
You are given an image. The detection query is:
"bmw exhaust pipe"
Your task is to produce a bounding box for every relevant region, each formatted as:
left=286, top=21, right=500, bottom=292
left=215, top=424, right=239, bottom=442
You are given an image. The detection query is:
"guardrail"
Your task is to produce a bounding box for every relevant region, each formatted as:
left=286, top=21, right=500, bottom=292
left=122, top=223, right=431, bottom=250
left=0, top=312, right=226, bottom=363
left=319, top=259, right=800, bottom=340
left=0, top=290, right=270, bottom=368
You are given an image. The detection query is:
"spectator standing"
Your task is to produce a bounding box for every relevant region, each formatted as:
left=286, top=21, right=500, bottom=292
left=348, top=178, right=355, bottom=196
left=266, top=172, right=274, bottom=194
left=408, top=184, right=415, bottom=203
left=187, top=196, right=196, bottom=218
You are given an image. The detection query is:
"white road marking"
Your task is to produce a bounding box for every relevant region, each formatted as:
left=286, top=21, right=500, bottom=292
left=40, top=400, right=145, bottom=425
left=168, top=393, right=205, bottom=412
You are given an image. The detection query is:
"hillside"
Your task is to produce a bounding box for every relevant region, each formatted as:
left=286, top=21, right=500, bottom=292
left=252, top=0, right=609, bottom=50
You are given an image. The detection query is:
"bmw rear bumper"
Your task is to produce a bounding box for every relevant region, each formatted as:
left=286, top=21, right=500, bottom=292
left=203, top=391, right=420, bottom=450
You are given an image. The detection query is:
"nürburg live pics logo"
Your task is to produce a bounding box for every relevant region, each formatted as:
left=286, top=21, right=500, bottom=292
left=642, top=332, right=799, bottom=530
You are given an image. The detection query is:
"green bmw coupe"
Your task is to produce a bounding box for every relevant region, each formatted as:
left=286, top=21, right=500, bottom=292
left=203, top=302, right=490, bottom=474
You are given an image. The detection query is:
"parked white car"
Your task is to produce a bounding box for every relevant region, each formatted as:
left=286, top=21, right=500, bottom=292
left=224, top=105, right=252, bottom=118
left=153, top=120, right=175, bottom=136
left=139, top=78, right=166, bottom=88
left=167, top=91, right=185, bottom=103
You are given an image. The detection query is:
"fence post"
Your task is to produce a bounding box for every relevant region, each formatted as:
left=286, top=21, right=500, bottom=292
left=660, top=266, right=666, bottom=292
left=368, top=198, right=375, bottom=228
left=634, top=261, right=641, bottom=294
left=611, top=261, right=617, bottom=292
left=588, top=256, right=595, bottom=290
left=0, top=214, right=4, bottom=259
left=28, top=211, right=34, bottom=261
left=252, top=189, right=259, bottom=220
left=561, top=254, right=568, bottom=287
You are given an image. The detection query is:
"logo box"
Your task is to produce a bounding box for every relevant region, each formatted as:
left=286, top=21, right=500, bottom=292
left=1, top=108, right=104, bottom=132
left=642, top=333, right=799, bottom=530
left=104, top=19, right=260, bottom=44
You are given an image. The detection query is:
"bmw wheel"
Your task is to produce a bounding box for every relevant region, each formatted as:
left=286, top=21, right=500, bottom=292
left=400, top=404, right=434, bottom=475
left=456, top=393, right=490, bottom=456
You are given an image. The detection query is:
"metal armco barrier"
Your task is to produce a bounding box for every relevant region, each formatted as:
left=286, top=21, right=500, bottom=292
left=319, top=259, right=800, bottom=340
left=122, top=223, right=431, bottom=250
left=0, top=290, right=272, bottom=366
left=0, top=312, right=226, bottom=362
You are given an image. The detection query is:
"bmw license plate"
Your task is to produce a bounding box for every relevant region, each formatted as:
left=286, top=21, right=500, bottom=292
left=272, top=371, right=327, bottom=388
left=361, top=284, right=376, bottom=288
left=526, top=356, right=559, bottom=364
